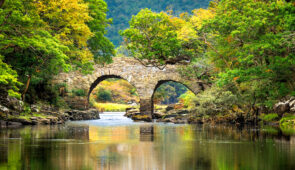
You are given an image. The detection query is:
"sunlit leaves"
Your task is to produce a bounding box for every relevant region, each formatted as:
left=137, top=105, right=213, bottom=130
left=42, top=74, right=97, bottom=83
left=203, top=0, right=295, bottom=107
left=0, top=55, right=22, bottom=98
left=121, top=9, right=202, bottom=67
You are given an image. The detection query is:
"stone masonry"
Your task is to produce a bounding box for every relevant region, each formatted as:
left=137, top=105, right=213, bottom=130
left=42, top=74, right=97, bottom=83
left=53, top=57, right=207, bottom=118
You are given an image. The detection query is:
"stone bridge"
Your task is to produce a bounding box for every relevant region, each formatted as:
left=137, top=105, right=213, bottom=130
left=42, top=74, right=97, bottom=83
left=53, top=57, right=207, bottom=118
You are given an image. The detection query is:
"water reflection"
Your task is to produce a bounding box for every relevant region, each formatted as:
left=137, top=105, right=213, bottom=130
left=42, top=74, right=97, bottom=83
left=0, top=113, right=295, bottom=170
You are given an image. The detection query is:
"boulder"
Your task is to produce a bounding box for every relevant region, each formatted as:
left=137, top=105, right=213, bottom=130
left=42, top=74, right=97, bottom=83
left=124, top=108, right=139, bottom=118
left=47, top=116, right=59, bottom=124
left=153, top=112, right=165, bottom=119
left=165, top=105, right=175, bottom=112
left=31, top=105, right=40, bottom=113
left=163, top=114, right=178, bottom=119
left=289, top=100, right=295, bottom=112
left=40, top=118, right=50, bottom=124
left=7, top=96, right=23, bottom=111
left=9, top=118, right=32, bottom=125
left=66, top=109, right=100, bottom=120
left=131, top=113, right=152, bottom=122
left=176, top=109, right=189, bottom=115
left=274, top=102, right=290, bottom=116
left=0, top=105, right=9, bottom=115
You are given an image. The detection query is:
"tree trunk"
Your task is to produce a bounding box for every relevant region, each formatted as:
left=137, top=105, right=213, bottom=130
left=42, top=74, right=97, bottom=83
left=0, top=0, right=5, bottom=8
left=22, top=75, right=31, bottom=101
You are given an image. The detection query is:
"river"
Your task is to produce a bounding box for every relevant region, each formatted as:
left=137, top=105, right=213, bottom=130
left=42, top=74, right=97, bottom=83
left=0, top=112, right=294, bottom=170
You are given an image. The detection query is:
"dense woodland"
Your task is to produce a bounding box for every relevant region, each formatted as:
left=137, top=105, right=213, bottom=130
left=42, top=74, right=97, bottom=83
left=0, top=0, right=295, bottom=126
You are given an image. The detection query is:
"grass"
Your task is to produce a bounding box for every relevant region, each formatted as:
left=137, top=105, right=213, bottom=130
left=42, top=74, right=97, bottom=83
left=154, top=105, right=167, bottom=110
left=93, top=102, right=139, bottom=112
left=92, top=102, right=167, bottom=112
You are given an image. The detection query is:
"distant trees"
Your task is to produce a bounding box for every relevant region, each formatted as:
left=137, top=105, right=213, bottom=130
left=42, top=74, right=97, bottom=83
left=105, top=0, right=211, bottom=46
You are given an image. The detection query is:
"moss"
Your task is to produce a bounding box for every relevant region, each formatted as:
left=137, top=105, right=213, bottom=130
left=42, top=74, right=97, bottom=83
left=261, top=113, right=279, bottom=122
left=132, top=114, right=152, bottom=122
left=280, top=115, right=295, bottom=127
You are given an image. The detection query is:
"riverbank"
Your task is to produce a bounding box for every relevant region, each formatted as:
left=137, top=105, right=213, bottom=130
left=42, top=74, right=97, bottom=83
left=0, top=109, right=100, bottom=128
left=125, top=103, right=295, bottom=132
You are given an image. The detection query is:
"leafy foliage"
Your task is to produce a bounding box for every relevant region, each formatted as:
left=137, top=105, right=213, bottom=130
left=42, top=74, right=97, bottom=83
left=0, top=55, right=21, bottom=98
left=178, top=91, right=196, bottom=110
left=85, top=0, right=115, bottom=64
left=0, top=0, right=114, bottom=102
left=105, top=0, right=211, bottom=46
left=90, top=78, right=139, bottom=104
left=192, top=86, right=238, bottom=116
left=204, top=0, right=295, bottom=108
left=121, top=9, right=202, bottom=68
left=96, top=87, right=112, bottom=102
left=72, top=89, right=86, bottom=97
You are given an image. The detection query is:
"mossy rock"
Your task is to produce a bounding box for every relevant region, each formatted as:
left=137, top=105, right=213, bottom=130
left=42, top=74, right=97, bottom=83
left=260, top=113, right=279, bottom=122
left=131, top=114, right=152, bottom=122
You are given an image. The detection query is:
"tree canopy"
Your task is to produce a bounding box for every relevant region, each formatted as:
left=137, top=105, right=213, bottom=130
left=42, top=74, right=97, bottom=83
left=121, top=9, right=202, bottom=68
left=105, top=0, right=211, bottom=46
left=204, top=0, right=295, bottom=107
left=0, top=0, right=114, bottom=100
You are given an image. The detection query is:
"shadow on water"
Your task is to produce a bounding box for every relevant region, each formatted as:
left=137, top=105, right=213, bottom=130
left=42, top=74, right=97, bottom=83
left=0, top=112, right=295, bottom=170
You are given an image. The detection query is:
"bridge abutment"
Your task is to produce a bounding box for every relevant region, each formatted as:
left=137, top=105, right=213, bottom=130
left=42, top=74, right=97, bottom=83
left=139, top=97, right=153, bottom=118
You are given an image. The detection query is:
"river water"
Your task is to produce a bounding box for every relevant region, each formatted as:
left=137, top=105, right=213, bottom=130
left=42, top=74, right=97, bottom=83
left=0, top=112, right=294, bottom=170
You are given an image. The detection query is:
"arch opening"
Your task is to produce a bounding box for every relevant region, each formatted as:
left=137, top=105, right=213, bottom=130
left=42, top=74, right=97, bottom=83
left=88, top=75, right=139, bottom=112
left=151, top=80, right=196, bottom=117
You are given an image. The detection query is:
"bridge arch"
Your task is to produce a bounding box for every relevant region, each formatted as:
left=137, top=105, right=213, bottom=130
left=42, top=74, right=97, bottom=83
left=87, top=74, right=138, bottom=102
left=149, top=79, right=199, bottom=116
left=53, top=57, right=207, bottom=118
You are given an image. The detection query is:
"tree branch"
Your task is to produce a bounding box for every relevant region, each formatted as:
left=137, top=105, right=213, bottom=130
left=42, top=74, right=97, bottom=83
left=0, top=0, right=4, bottom=8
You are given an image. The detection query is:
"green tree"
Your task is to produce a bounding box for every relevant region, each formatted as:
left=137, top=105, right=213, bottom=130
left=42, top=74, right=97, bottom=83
left=35, top=0, right=94, bottom=73
left=121, top=9, right=202, bottom=68
left=0, top=0, right=70, bottom=100
left=104, top=0, right=211, bottom=46
left=85, top=0, right=115, bottom=64
left=204, top=0, right=295, bottom=110
left=0, top=55, right=21, bottom=98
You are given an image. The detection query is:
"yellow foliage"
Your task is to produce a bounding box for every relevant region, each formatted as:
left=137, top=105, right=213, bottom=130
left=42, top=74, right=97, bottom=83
left=190, top=8, right=215, bottom=30
left=91, top=79, right=139, bottom=103
left=35, top=0, right=94, bottom=62
left=177, top=23, right=198, bottom=41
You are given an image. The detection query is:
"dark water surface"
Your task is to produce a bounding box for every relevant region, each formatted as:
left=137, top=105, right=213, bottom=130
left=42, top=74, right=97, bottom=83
left=0, top=112, right=294, bottom=170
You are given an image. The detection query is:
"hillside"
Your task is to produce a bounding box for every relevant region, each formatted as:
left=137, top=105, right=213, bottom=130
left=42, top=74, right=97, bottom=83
left=104, top=0, right=211, bottom=46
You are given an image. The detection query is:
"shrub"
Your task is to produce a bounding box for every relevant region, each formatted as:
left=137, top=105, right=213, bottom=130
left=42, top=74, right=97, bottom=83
left=192, top=85, right=238, bottom=116
left=178, top=90, right=196, bottom=109
left=96, top=87, right=112, bottom=102
left=72, top=89, right=86, bottom=97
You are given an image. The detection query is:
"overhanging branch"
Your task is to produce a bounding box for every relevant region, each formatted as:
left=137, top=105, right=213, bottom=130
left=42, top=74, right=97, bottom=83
left=0, top=0, right=5, bottom=8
